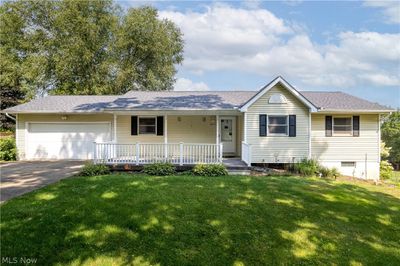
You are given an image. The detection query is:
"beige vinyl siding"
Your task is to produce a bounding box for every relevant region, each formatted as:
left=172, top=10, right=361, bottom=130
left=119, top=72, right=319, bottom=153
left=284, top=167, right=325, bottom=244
left=116, top=115, right=163, bottom=143
left=246, top=84, right=310, bottom=163
left=116, top=115, right=217, bottom=144
left=167, top=115, right=216, bottom=143
left=17, top=114, right=113, bottom=159
left=311, top=114, right=379, bottom=162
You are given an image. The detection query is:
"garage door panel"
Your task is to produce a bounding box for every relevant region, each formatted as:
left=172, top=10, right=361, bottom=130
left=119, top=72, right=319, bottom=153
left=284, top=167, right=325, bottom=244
left=27, top=123, right=111, bottom=159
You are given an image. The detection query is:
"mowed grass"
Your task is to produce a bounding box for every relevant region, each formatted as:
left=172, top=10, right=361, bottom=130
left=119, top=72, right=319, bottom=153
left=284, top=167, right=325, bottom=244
left=1, top=174, right=399, bottom=266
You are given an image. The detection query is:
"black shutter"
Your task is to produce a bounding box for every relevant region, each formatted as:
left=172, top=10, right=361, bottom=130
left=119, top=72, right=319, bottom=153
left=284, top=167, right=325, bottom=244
left=353, top=116, right=360, bottom=137
left=259, top=114, right=267, bottom=137
left=131, top=116, right=138, bottom=135
left=325, top=116, right=332, bottom=137
left=157, top=116, right=164, bottom=136
left=289, top=115, right=296, bottom=137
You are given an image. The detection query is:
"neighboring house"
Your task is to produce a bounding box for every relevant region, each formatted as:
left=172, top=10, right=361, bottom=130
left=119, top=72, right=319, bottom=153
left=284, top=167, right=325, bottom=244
left=2, top=76, right=393, bottom=179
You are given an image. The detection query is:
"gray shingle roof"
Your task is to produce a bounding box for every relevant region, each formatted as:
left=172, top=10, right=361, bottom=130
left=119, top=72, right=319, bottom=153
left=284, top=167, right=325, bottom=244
left=2, top=96, right=118, bottom=113
left=2, top=90, right=393, bottom=113
left=108, top=91, right=257, bottom=110
left=300, top=91, right=392, bottom=111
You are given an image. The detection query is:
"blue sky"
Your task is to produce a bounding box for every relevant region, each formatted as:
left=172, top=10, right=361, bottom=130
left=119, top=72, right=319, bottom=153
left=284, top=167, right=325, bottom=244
left=119, top=0, right=400, bottom=108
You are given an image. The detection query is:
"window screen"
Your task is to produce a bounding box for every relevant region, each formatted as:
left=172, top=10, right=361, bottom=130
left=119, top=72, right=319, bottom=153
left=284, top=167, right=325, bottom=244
left=139, top=117, right=156, bottom=134
left=268, top=116, right=288, bottom=135
left=333, top=117, right=352, bottom=135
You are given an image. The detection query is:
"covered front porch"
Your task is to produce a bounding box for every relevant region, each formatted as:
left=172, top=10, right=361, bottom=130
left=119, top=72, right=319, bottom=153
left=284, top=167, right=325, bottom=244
left=94, top=111, right=244, bottom=165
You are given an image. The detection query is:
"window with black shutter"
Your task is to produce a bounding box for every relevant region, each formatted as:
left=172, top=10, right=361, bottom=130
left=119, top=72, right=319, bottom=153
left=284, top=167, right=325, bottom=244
left=268, top=115, right=288, bottom=135
left=138, top=117, right=156, bottom=134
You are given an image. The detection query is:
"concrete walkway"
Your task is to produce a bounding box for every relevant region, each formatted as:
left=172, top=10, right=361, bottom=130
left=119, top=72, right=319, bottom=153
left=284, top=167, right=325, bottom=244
left=0, top=161, right=85, bottom=203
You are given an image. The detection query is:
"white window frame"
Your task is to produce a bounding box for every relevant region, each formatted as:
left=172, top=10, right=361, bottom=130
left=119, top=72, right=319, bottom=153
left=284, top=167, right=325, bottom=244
left=138, top=116, right=157, bottom=135
left=268, top=115, right=288, bottom=136
left=333, top=116, right=353, bottom=136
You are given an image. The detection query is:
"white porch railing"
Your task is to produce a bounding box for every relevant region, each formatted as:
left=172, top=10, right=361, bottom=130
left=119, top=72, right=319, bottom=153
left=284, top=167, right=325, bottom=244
left=93, top=142, right=223, bottom=165
left=241, top=141, right=252, bottom=166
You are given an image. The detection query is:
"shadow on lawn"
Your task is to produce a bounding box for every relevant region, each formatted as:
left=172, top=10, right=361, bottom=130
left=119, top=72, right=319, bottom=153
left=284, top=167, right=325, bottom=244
left=1, top=175, right=399, bottom=265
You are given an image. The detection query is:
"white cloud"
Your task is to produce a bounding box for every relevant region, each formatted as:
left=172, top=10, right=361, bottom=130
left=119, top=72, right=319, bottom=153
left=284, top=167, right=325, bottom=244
left=363, top=0, right=400, bottom=24
left=174, top=78, right=210, bottom=91
left=160, top=4, right=400, bottom=88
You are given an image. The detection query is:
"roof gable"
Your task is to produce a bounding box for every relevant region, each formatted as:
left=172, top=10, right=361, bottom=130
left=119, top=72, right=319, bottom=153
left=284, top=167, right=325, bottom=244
left=239, top=76, right=318, bottom=112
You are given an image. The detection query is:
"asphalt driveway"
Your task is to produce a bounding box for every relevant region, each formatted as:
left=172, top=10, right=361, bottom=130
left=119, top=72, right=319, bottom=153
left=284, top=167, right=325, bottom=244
left=0, top=161, right=85, bottom=203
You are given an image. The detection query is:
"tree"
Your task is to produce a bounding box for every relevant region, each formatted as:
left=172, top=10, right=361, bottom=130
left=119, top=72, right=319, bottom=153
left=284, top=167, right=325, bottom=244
left=0, top=0, right=183, bottom=98
left=381, top=111, right=400, bottom=169
left=112, top=6, right=183, bottom=93
left=0, top=4, right=26, bottom=130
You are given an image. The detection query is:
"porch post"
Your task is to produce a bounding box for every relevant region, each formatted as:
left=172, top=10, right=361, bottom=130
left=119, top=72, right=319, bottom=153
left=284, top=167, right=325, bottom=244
left=216, top=115, right=220, bottom=161
left=216, top=114, right=219, bottom=145
left=113, top=113, right=117, bottom=143
left=113, top=114, right=117, bottom=159
left=164, top=115, right=168, bottom=160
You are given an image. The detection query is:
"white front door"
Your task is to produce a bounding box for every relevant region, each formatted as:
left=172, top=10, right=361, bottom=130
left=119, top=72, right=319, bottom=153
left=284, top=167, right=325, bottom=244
left=220, top=117, right=236, bottom=154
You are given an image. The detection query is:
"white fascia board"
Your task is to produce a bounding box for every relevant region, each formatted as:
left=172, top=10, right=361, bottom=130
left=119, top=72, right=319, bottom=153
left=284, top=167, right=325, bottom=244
left=316, top=109, right=394, bottom=114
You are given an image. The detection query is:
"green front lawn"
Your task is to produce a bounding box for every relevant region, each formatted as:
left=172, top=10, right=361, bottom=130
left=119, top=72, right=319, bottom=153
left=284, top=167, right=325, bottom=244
left=1, top=174, right=399, bottom=265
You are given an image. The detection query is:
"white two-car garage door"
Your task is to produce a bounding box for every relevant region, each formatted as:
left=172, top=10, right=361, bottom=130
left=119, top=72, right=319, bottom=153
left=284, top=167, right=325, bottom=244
left=26, top=123, right=111, bottom=160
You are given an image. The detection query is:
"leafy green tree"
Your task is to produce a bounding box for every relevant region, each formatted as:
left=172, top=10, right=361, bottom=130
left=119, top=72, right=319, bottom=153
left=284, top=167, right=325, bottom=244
left=112, top=6, right=183, bottom=93
left=382, top=111, right=400, bottom=168
left=380, top=142, right=391, bottom=160
left=0, top=5, right=26, bottom=129
left=0, top=0, right=183, bottom=98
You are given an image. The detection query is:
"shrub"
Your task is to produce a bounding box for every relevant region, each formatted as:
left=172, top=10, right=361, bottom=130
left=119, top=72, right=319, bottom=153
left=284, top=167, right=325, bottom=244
left=318, top=166, right=340, bottom=178
left=330, top=167, right=340, bottom=178
left=0, top=137, right=17, bottom=161
left=318, top=166, right=331, bottom=177
left=143, top=162, right=175, bottom=176
left=294, top=159, right=319, bottom=176
left=192, top=164, right=228, bottom=177
left=79, top=163, right=110, bottom=176
left=380, top=160, right=394, bottom=180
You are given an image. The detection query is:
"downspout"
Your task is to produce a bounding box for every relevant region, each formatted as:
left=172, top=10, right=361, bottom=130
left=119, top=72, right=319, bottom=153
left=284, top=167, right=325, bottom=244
left=5, top=113, right=16, bottom=121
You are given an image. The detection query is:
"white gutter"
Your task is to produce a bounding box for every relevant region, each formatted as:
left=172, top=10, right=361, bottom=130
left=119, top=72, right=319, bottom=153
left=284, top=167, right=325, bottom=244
left=315, top=109, right=394, bottom=114
left=5, top=113, right=16, bottom=121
